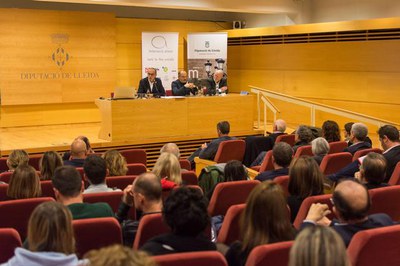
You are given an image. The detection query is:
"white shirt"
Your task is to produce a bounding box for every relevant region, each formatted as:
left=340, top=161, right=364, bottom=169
left=83, top=183, right=121, bottom=194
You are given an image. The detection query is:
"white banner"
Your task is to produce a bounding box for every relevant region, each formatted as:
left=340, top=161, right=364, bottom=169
left=142, top=32, right=179, bottom=91
left=187, top=32, right=228, bottom=81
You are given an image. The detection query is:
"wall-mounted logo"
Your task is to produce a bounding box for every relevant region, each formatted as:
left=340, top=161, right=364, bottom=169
left=151, top=36, right=168, bottom=49
left=51, top=33, right=70, bottom=69
left=162, top=66, right=169, bottom=73
left=205, top=41, right=210, bottom=48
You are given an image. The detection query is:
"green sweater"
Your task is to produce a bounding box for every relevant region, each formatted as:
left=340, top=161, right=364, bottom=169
left=68, top=202, right=114, bottom=220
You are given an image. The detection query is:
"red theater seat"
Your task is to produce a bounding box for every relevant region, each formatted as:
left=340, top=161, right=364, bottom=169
left=179, top=159, right=191, bottom=171
left=0, top=172, right=13, bottom=184
left=275, top=134, right=295, bottom=146
left=28, top=154, right=42, bottom=171
left=214, top=140, right=246, bottom=163
left=133, top=213, right=169, bottom=250
left=245, top=241, right=293, bottom=266
left=120, top=149, right=147, bottom=166
left=181, top=171, right=198, bottom=186
left=320, top=152, right=352, bottom=175
left=328, top=141, right=348, bottom=154
left=40, top=180, right=55, bottom=198
left=126, top=163, right=147, bottom=175
left=0, top=228, right=22, bottom=263
left=251, top=150, right=273, bottom=172
left=368, top=185, right=400, bottom=221
left=294, top=145, right=313, bottom=158
left=106, top=175, right=137, bottom=190
left=154, top=251, right=228, bottom=266
left=352, top=148, right=382, bottom=162
left=217, top=204, right=245, bottom=245
left=388, top=162, right=400, bottom=186
left=274, top=175, right=290, bottom=197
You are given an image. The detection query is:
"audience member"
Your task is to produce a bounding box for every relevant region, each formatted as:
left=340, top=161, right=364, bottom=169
left=171, top=70, right=197, bottom=96
left=289, top=225, right=349, bottom=266
left=137, top=67, right=166, bottom=96
left=152, top=153, right=182, bottom=190
left=343, top=122, right=354, bottom=143
left=160, top=143, right=181, bottom=159
left=311, top=137, right=330, bottom=165
left=255, top=142, right=293, bottom=182
left=62, top=135, right=94, bottom=161
left=225, top=181, right=295, bottom=266
left=39, top=151, right=63, bottom=181
left=2, top=201, right=85, bottom=266
left=322, top=120, right=341, bottom=143
left=343, top=123, right=371, bottom=155
left=116, top=172, right=163, bottom=247
left=102, top=149, right=128, bottom=177
left=356, top=152, right=389, bottom=189
left=52, top=166, right=114, bottom=219
left=188, top=121, right=235, bottom=166
left=293, top=125, right=314, bottom=154
left=141, top=187, right=216, bottom=255
left=83, top=155, right=120, bottom=194
left=7, top=165, right=41, bottom=200
left=206, top=69, right=228, bottom=94
left=6, top=149, right=29, bottom=172
left=302, top=179, right=394, bottom=246
left=84, top=244, right=155, bottom=266
left=287, top=156, right=325, bottom=222
left=63, top=139, right=87, bottom=168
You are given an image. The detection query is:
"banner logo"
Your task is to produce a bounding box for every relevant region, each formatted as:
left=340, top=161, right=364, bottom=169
left=151, top=36, right=168, bottom=49
left=205, top=41, right=210, bottom=48
left=51, top=33, right=70, bottom=69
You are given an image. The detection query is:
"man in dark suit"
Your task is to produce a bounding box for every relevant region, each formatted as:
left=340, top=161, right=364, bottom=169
left=206, top=69, right=227, bottom=95
left=343, top=122, right=371, bottom=155
left=171, top=70, right=197, bottom=96
left=137, top=67, right=165, bottom=96
left=302, top=179, right=394, bottom=246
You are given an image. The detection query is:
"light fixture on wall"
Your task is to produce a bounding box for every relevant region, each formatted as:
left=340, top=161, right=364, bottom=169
left=204, top=60, right=212, bottom=77
left=216, top=58, right=225, bottom=70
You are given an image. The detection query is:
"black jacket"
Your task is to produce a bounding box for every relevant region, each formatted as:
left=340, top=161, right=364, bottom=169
left=137, top=77, right=165, bottom=96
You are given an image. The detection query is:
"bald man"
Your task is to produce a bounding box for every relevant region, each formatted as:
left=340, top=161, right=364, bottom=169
left=137, top=67, right=166, bottom=96
left=303, top=179, right=394, bottom=246
left=63, top=138, right=87, bottom=167
left=206, top=70, right=228, bottom=95
left=171, top=71, right=197, bottom=96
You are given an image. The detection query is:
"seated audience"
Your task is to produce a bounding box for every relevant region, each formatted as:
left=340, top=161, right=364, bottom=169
left=311, top=137, right=330, bottom=165
left=115, top=172, right=163, bottom=247
left=52, top=166, right=114, bottom=219
left=322, top=120, right=341, bottom=143
left=343, top=122, right=354, bottom=143
left=152, top=153, right=182, bottom=190
left=160, top=143, right=181, bottom=159
left=287, top=156, right=325, bottom=222
left=6, top=149, right=29, bottom=172
left=7, top=165, right=41, bottom=200
left=289, top=225, right=349, bottom=266
left=141, top=187, right=216, bottom=255
left=188, top=121, right=236, bottom=167
left=225, top=181, right=295, bottom=266
left=84, top=244, right=155, bottom=266
left=343, top=122, right=371, bottom=155
left=83, top=155, right=120, bottom=194
left=293, top=125, right=314, bottom=154
left=356, top=152, right=389, bottom=189
left=302, top=179, right=394, bottom=246
left=63, top=138, right=87, bottom=168
left=39, top=151, right=63, bottom=181
left=255, top=142, right=293, bottom=182
left=102, top=149, right=128, bottom=177
left=2, top=201, right=85, bottom=266
left=62, top=135, right=94, bottom=161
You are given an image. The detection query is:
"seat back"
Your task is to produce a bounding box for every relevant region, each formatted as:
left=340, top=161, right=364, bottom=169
left=245, top=241, right=293, bottom=266
left=0, top=172, right=13, bottom=184
left=0, top=158, right=8, bottom=173
left=214, top=140, right=246, bottom=163
left=273, top=175, right=290, bottom=197
left=320, top=152, right=352, bottom=175
left=217, top=204, right=245, bottom=245
left=293, top=194, right=334, bottom=229
left=73, top=217, right=122, bottom=258
left=258, top=150, right=274, bottom=173
left=76, top=167, right=84, bottom=179
left=388, top=162, right=400, bottom=186
left=182, top=171, right=198, bottom=186
left=275, top=134, right=295, bottom=146
left=29, top=154, right=42, bottom=170
left=294, top=145, right=313, bottom=158
left=126, top=163, right=147, bottom=176
left=153, top=251, right=228, bottom=266
left=133, top=213, right=170, bottom=250
left=40, top=180, right=55, bottom=198
left=179, top=159, right=191, bottom=171
left=0, top=228, right=22, bottom=263
left=0, top=197, right=55, bottom=240
left=352, top=148, right=383, bottom=162
left=106, top=175, right=137, bottom=190
left=120, top=149, right=147, bottom=166
left=368, top=185, right=400, bottom=221
left=328, top=141, right=348, bottom=154
left=347, top=224, right=400, bottom=266
left=208, top=180, right=260, bottom=217
left=0, top=184, right=9, bottom=201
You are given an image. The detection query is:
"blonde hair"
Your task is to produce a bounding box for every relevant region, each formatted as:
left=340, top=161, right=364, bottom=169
left=7, top=165, right=41, bottom=199
left=84, top=244, right=156, bottom=266
left=28, top=201, right=75, bottom=254
left=289, top=226, right=349, bottom=266
left=6, top=150, right=29, bottom=170
left=40, top=151, right=63, bottom=181
left=152, top=153, right=182, bottom=185
left=102, top=150, right=128, bottom=176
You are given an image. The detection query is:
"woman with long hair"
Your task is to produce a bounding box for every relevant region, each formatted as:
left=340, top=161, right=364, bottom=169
left=225, top=181, right=295, bottom=266
left=6, top=150, right=29, bottom=172
left=7, top=165, right=42, bottom=200
left=322, top=120, right=341, bottom=143
left=152, top=152, right=182, bottom=189
left=39, top=151, right=63, bottom=181
left=102, top=149, right=128, bottom=176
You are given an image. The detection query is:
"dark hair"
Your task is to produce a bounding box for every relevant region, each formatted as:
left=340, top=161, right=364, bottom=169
left=362, top=153, right=387, bottom=185
left=134, top=173, right=162, bottom=202
left=344, top=122, right=354, bottom=135
left=52, top=166, right=82, bottom=197
left=40, top=151, right=63, bottom=181
left=272, top=142, right=293, bottom=167
left=224, top=160, right=247, bottom=182
left=217, top=121, right=230, bottom=135
left=322, top=120, right=341, bottom=142
left=79, top=136, right=91, bottom=151
left=296, top=125, right=314, bottom=143
left=84, top=155, right=107, bottom=185
left=163, top=187, right=209, bottom=237
left=378, top=125, right=399, bottom=142
left=332, top=180, right=370, bottom=221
